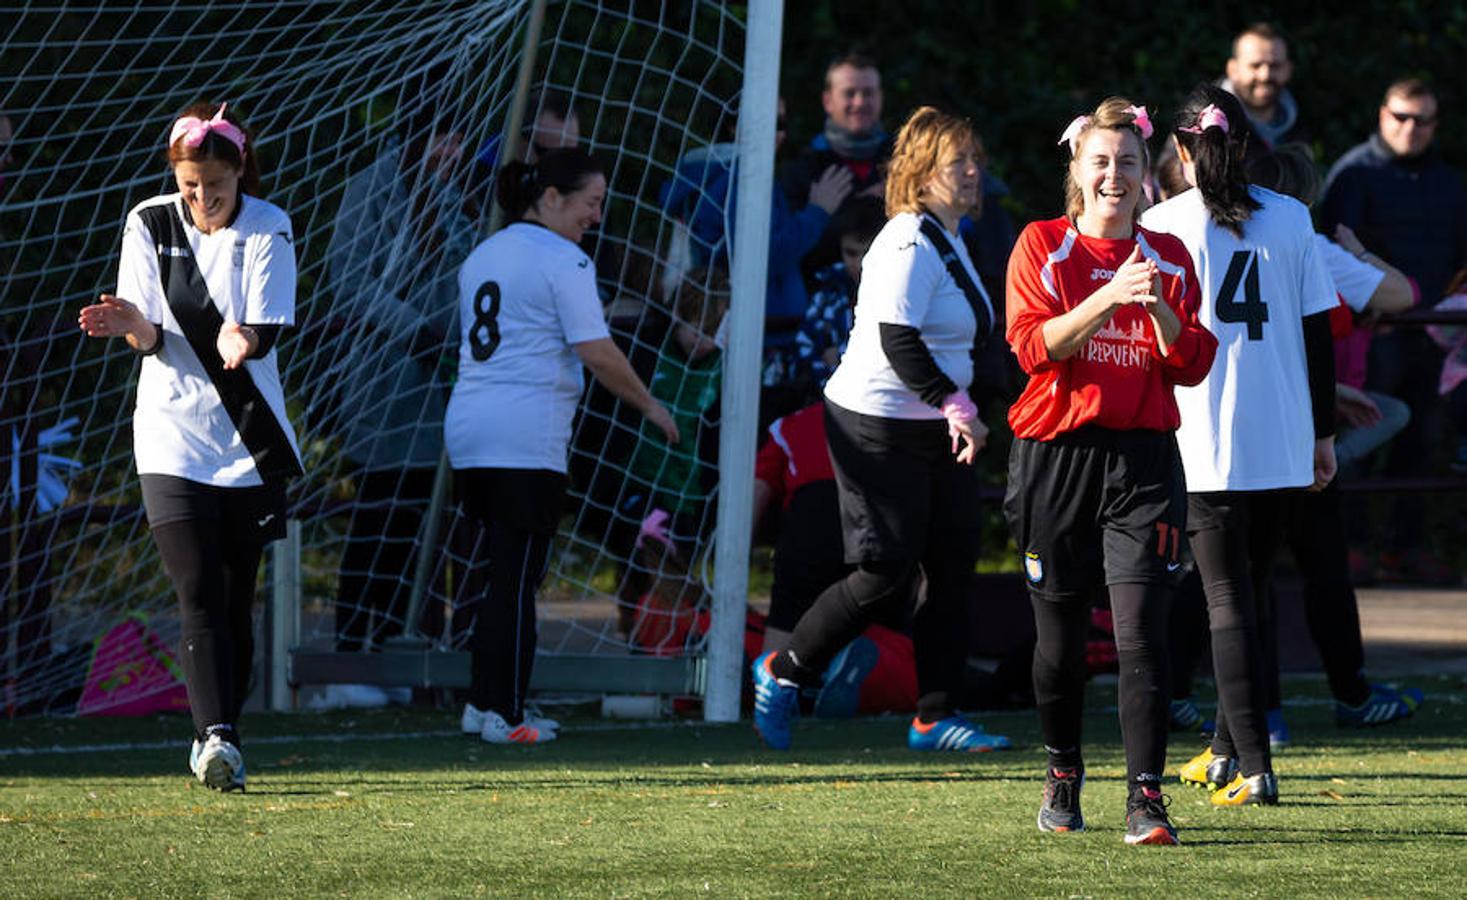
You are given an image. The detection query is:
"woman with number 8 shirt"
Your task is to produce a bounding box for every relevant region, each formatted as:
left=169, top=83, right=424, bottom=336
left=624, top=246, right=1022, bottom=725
left=446, top=148, right=678, bottom=745
left=1141, top=85, right=1339, bottom=808
left=1004, top=97, right=1215, bottom=845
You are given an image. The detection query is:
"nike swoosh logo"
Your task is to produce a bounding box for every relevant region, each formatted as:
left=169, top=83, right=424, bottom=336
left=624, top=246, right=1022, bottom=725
left=1166, top=561, right=1181, bottom=573
left=257, top=513, right=275, bottom=527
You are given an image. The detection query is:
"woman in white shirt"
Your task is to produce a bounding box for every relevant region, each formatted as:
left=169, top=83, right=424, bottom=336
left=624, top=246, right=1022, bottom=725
left=752, top=107, right=1008, bottom=755
left=78, top=102, right=301, bottom=792
left=448, top=147, right=677, bottom=744
left=1140, top=85, right=1339, bottom=808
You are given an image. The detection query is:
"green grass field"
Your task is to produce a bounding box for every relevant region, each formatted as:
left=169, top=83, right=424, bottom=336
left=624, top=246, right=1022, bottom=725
left=3, top=676, right=1466, bottom=898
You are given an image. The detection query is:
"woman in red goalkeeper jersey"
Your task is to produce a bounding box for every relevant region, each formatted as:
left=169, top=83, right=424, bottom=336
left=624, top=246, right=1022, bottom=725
left=1003, top=97, right=1216, bottom=845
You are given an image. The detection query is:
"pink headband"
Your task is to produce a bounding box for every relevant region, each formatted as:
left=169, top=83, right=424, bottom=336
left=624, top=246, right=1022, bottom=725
left=1057, top=105, right=1155, bottom=154
left=1179, top=104, right=1230, bottom=135
left=169, top=103, right=247, bottom=154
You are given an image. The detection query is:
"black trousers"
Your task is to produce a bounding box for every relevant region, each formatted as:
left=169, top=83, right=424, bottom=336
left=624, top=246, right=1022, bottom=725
left=142, top=474, right=283, bottom=739
left=781, top=402, right=980, bottom=722
left=456, top=468, right=564, bottom=725
left=1188, top=491, right=1285, bottom=778
left=335, top=467, right=436, bottom=651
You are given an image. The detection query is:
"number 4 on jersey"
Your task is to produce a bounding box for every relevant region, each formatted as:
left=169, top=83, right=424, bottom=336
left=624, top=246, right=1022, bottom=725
left=1216, top=249, right=1268, bottom=340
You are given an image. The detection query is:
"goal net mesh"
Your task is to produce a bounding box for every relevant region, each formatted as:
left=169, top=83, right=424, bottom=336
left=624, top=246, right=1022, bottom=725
left=1, top=0, right=747, bottom=714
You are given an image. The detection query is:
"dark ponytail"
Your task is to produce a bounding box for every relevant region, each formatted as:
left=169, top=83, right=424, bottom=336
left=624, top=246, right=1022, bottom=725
left=495, top=147, right=603, bottom=221
left=1173, top=84, right=1260, bottom=237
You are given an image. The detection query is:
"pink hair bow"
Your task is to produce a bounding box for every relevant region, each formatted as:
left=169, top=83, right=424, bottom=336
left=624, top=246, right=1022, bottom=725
left=1057, top=115, right=1090, bottom=154
left=169, top=103, right=247, bottom=153
left=636, top=508, right=673, bottom=552
left=1179, top=104, right=1230, bottom=135
left=1124, top=105, right=1155, bottom=139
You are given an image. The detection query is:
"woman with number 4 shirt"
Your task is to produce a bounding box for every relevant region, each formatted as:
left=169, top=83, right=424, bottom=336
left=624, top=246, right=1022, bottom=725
left=446, top=148, right=678, bottom=745
left=1005, top=98, right=1216, bottom=846
left=79, top=102, right=302, bottom=792
left=1141, top=85, right=1339, bottom=808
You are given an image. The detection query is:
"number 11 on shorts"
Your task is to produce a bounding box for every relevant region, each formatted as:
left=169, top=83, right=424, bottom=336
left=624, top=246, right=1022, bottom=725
left=1154, top=521, right=1180, bottom=564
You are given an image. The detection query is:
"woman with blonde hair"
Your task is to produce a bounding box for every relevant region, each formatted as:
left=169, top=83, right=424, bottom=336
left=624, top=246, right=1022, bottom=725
left=1005, top=97, right=1216, bottom=844
left=752, top=106, right=1008, bottom=754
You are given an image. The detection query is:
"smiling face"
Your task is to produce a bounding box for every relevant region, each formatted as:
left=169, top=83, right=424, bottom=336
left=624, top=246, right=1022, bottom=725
left=1072, top=127, right=1145, bottom=236
left=822, top=64, right=882, bottom=136
left=920, top=140, right=981, bottom=224
left=535, top=172, right=606, bottom=244
left=1226, top=33, right=1291, bottom=117
left=173, top=156, right=242, bottom=232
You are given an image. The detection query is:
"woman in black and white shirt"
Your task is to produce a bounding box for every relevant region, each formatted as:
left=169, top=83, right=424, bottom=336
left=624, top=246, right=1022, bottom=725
left=753, top=106, right=1007, bottom=754
left=79, top=102, right=301, bottom=792
left=449, top=147, right=677, bottom=745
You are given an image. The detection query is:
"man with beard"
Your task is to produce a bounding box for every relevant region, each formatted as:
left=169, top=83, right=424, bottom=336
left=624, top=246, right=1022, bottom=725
left=1221, top=23, right=1306, bottom=148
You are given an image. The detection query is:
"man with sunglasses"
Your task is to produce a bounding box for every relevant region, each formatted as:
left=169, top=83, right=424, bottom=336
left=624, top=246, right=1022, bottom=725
left=1319, top=78, right=1467, bottom=585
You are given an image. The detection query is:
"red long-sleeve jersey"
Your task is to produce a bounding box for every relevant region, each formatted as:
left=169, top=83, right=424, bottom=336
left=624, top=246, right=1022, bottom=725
left=753, top=402, right=834, bottom=509
left=1005, top=218, right=1217, bottom=441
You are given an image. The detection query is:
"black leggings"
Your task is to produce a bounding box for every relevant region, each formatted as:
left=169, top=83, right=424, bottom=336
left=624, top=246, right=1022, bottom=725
left=153, top=521, right=264, bottom=739
left=1188, top=492, right=1283, bottom=778
left=1031, top=582, right=1170, bottom=783
left=456, top=468, right=564, bottom=725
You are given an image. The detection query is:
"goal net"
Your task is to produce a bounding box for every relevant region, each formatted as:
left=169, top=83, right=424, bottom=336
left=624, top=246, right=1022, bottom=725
left=2, top=0, right=757, bottom=715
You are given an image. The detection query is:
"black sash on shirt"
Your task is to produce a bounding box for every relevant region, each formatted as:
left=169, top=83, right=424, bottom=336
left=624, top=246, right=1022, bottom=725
left=918, top=213, right=995, bottom=339
left=137, top=203, right=303, bottom=483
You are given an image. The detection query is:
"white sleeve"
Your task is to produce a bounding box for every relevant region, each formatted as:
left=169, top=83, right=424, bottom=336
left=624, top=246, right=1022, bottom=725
left=554, top=254, right=610, bottom=344
left=855, top=231, right=943, bottom=328
left=1297, top=223, right=1340, bottom=317
left=115, top=212, right=165, bottom=322
left=245, top=214, right=297, bottom=325
left=1315, top=234, right=1385, bottom=313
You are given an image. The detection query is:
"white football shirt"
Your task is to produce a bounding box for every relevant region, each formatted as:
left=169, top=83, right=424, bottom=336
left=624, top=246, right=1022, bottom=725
left=823, top=211, right=992, bottom=419
left=116, top=193, right=300, bottom=486
left=1140, top=186, right=1336, bottom=491
left=445, top=222, right=610, bottom=472
left=1314, top=234, right=1385, bottom=313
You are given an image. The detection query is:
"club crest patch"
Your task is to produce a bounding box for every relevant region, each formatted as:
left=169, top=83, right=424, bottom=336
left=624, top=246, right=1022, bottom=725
left=1024, top=551, right=1044, bottom=584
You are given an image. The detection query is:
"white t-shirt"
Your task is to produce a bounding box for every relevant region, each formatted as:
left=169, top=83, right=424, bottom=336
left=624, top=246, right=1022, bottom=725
left=824, top=212, right=992, bottom=419
left=1140, top=186, right=1336, bottom=491
left=116, top=193, right=300, bottom=487
left=1315, top=234, right=1385, bottom=313
left=445, top=222, right=610, bottom=472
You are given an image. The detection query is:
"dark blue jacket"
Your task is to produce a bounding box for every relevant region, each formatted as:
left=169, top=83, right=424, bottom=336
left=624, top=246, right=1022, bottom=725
left=1319, top=134, right=1467, bottom=305
left=660, top=144, right=829, bottom=339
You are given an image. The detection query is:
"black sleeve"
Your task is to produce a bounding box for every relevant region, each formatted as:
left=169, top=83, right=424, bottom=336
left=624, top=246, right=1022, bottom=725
left=878, top=322, right=959, bottom=408
left=135, top=323, right=164, bottom=356
left=1302, top=310, right=1336, bottom=440
left=244, top=324, right=287, bottom=358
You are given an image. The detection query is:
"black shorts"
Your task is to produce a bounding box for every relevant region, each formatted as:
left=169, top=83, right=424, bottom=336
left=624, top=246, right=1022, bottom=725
left=1003, top=427, right=1185, bottom=598
left=454, top=467, right=568, bottom=535
left=824, top=399, right=982, bottom=565
left=140, top=473, right=288, bottom=544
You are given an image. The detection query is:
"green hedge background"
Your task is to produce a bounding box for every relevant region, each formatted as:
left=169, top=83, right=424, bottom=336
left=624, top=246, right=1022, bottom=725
left=779, top=1, right=1467, bottom=225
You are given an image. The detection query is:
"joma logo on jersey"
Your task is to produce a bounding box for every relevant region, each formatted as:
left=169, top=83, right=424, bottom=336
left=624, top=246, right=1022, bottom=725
left=157, top=246, right=190, bottom=258
left=1090, top=267, right=1116, bottom=281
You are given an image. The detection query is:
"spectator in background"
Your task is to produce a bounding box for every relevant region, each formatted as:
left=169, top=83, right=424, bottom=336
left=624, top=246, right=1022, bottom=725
left=792, top=196, right=885, bottom=390
left=780, top=51, right=890, bottom=279
left=318, top=88, right=475, bottom=709
left=466, top=90, right=580, bottom=218
left=1221, top=23, right=1306, bottom=147
left=1242, top=144, right=1424, bottom=747
left=660, top=99, right=852, bottom=426
left=1319, top=77, right=1467, bottom=584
